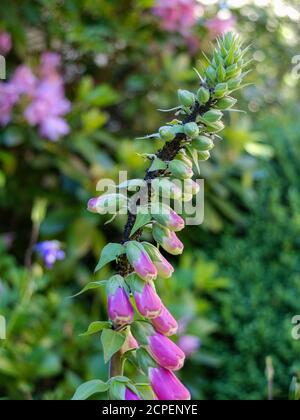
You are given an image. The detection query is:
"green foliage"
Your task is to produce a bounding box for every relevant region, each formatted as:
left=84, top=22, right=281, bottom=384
left=201, top=114, right=300, bottom=400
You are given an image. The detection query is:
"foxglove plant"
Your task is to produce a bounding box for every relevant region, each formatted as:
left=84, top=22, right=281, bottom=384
left=72, top=33, right=251, bottom=401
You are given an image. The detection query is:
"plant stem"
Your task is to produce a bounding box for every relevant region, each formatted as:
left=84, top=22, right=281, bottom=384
left=109, top=351, right=123, bottom=378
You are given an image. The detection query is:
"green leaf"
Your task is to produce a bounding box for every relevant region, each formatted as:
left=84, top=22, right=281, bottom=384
left=101, top=329, right=126, bottom=363
left=130, top=210, right=152, bottom=237
left=80, top=321, right=112, bottom=337
left=70, top=280, right=108, bottom=298
left=95, top=243, right=125, bottom=272
left=72, top=380, right=109, bottom=400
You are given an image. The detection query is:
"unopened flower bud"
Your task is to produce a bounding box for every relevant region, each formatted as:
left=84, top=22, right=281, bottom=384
left=152, top=178, right=182, bottom=200
left=152, top=305, right=178, bottom=336
left=177, top=150, right=193, bottom=168
left=192, top=135, right=214, bottom=151
left=153, top=224, right=184, bottom=255
left=148, top=332, right=185, bottom=371
left=159, top=126, right=176, bottom=142
left=121, top=328, right=139, bottom=354
left=169, top=160, right=193, bottom=180
left=87, top=193, right=127, bottom=214
left=198, top=151, right=211, bottom=161
left=151, top=202, right=185, bottom=232
left=142, top=242, right=174, bottom=279
left=215, top=96, right=237, bottom=110
left=202, top=110, right=223, bottom=123
left=226, top=64, right=241, bottom=79
left=206, top=120, right=225, bottom=133
left=149, top=367, right=191, bottom=401
left=184, top=122, right=199, bottom=139
left=125, top=241, right=157, bottom=281
left=178, top=89, right=195, bottom=108
left=197, top=87, right=210, bottom=104
left=214, top=82, right=229, bottom=98
left=228, top=78, right=242, bottom=90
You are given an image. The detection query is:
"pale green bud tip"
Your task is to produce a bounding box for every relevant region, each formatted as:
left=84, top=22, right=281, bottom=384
left=192, top=136, right=214, bottom=152
left=169, top=160, right=193, bottom=180
left=215, top=96, right=237, bottom=110
left=159, top=126, right=176, bottom=142
left=184, top=122, right=199, bottom=139
left=178, top=89, right=195, bottom=107
left=197, top=87, right=210, bottom=105
left=202, top=110, right=223, bottom=123
left=198, top=151, right=211, bottom=161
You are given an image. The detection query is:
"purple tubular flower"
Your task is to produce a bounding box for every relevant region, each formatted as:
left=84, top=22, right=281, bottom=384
left=11, top=65, right=37, bottom=96
left=125, top=388, right=141, bottom=400
left=35, top=240, right=65, bottom=269
left=0, top=82, right=19, bottom=126
left=151, top=203, right=185, bottom=232
left=149, top=367, right=191, bottom=400
left=108, top=286, right=134, bottom=326
left=152, top=224, right=184, bottom=256
left=0, top=31, right=12, bottom=55
left=142, top=242, right=174, bottom=279
left=148, top=332, right=185, bottom=371
left=178, top=335, right=201, bottom=357
left=125, top=241, right=157, bottom=282
left=134, top=283, right=162, bottom=319
left=151, top=305, right=178, bottom=336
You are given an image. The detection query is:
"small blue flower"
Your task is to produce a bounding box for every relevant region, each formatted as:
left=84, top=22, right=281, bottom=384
left=35, top=240, right=65, bottom=269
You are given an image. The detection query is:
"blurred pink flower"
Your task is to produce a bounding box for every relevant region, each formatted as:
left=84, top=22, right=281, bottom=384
left=178, top=335, right=201, bottom=357
left=153, top=0, right=201, bottom=37
left=0, top=51, right=70, bottom=141
left=0, top=31, right=12, bottom=56
left=11, top=65, right=37, bottom=96
left=205, top=16, right=236, bottom=38
left=0, top=82, right=18, bottom=125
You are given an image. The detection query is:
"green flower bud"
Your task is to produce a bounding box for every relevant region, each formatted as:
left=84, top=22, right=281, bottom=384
left=206, top=66, right=216, bottom=84
left=197, top=87, right=210, bottom=105
left=183, top=179, right=200, bottom=195
left=198, top=151, right=211, bottom=161
left=184, top=122, right=200, bottom=139
left=215, top=96, right=237, bottom=110
left=214, top=83, right=228, bottom=99
left=228, top=78, right=242, bottom=90
left=226, top=64, right=241, bottom=79
left=178, top=89, right=195, bottom=108
left=202, top=110, right=223, bottom=123
left=206, top=120, right=225, bottom=133
left=169, top=160, right=193, bottom=180
left=177, top=150, right=193, bottom=168
left=159, top=126, right=176, bottom=142
left=192, top=136, right=214, bottom=151
left=152, top=178, right=182, bottom=200
left=217, top=64, right=226, bottom=82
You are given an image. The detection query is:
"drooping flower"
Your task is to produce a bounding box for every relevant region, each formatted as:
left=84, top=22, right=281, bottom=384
left=125, top=241, right=158, bottom=282
left=0, top=31, right=12, bottom=56
left=134, top=282, right=162, bottom=319
left=148, top=331, right=185, bottom=371
left=153, top=0, right=201, bottom=37
left=35, top=240, right=65, bottom=269
left=151, top=203, right=185, bottom=232
left=151, top=304, right=178, bottom=336
left=107, top=285, right=134, bottom=326
left=178, top=335, right=201, bottom=357
left=149, top=367, right=191, bottom=400
left=152, top=224, right=184, bottom=255
left=142, top=242, right=174, bottom=279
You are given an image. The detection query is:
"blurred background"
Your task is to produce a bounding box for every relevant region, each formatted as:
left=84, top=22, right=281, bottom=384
left=0, top=0, right=300, bottom=400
